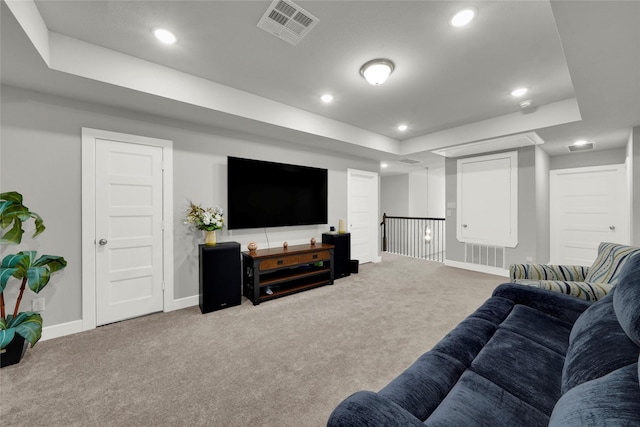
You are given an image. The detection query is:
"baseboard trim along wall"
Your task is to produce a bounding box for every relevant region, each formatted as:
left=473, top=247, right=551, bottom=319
left=171, top=295, right=199, bottom=311
left=444, top=259, right=510, bottom=278
left=41, top=296, right=200, bottom=341
left=42, top=320, right=84, bottom=342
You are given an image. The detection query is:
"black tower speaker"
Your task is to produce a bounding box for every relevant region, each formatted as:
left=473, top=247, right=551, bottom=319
left=199, top=242, right=241, bottom=313
left=322, top=232, right=351, bottom=279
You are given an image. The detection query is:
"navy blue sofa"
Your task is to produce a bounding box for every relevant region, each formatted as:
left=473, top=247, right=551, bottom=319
left=328, top=253, right=640, bottom=426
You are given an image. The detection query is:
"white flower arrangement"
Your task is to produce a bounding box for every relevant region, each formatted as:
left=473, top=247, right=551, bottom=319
left=184, top=201, right=224, bottom=231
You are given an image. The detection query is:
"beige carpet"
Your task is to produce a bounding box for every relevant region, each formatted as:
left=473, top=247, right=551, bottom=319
left=0, top=254, right=505, bottom=426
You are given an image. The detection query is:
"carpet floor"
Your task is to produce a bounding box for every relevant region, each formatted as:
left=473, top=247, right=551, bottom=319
left=1, top=254, right=505, bottom=426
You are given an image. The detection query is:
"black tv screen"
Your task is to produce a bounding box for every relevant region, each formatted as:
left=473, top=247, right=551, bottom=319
left=227, top=157, right=328, bottom=229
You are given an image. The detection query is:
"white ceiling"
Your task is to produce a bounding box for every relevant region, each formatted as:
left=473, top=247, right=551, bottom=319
left=2, top=1, right=639, bottom=175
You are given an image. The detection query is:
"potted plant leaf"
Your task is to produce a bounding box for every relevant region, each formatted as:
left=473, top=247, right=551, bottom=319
left=0, top=191, right=67, bottom=367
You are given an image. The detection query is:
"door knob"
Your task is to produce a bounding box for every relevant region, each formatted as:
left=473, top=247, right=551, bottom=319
left=462, top=224, right=468, bottom=228
left=98, top=238, right=108, bottom=245
left=609, top=225, right=616, bottom=231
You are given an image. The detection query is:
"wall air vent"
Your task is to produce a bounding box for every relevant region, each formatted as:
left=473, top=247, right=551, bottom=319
left=257, top=0, right=319, bottom=46
left=567, top=142, right=595, bottom=152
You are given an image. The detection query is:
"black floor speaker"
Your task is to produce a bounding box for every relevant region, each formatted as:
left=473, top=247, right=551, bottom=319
left=199, top=242, right=241, bottom=313
left=322, top=232, right=351, bottom=279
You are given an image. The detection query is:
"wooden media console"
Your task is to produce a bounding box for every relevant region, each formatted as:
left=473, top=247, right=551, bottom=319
left=242, top=243, right=334, bottom=305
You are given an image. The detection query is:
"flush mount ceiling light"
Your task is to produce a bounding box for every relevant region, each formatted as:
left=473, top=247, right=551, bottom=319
left=511, top=87, right=528, bottom=97
left=450, top=8, right=477, bottom=27
left=153, top=28, right=177, bottom=44
left=360, top=59, right=395, bottom=85
left=397, top=124, right=408, bottom=131
left=573, top=139, right=589, bottom=146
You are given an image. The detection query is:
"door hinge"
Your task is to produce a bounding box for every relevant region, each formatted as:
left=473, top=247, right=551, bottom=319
left=162, top=281, right=165, bottom=291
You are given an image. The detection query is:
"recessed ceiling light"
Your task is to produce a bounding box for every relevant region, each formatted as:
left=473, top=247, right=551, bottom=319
left=573, top=139, right=589, bottom=146
left=381, top=163, right=389, bottom=168
left=511, top=87, right=528, bottom=97
left=397, top=124, right=408, bottom=131
left=153, top=28, right=177, bottom=45
left=450, top=8, right=477, bottom=27
left=320, top=94, right=333, bottom=103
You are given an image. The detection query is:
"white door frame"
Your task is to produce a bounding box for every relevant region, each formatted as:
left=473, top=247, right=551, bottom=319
left=550, top=163, right=629, bottom=264
left=347, top=168, right=381, bottom=264
left=81, top=128, right=174, bottom=332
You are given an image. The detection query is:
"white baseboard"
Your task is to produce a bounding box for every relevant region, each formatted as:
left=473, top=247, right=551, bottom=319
left=41, top=296, right=199, bottom=342
left=444, top=259, right=509, bottom=277
left=42, top=320, right=84, bottom=342
left=168, top=295, right=199, bottom=311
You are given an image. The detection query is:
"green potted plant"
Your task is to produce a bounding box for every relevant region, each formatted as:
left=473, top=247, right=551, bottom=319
left=0, top=191, right=67, bottom=367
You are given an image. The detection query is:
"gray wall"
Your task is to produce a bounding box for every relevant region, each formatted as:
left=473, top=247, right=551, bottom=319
left=380, top=174, right=409, bottom=217
left=550, top=147, right=626, bottom=169
left=0, top=85, right=378, bottom=328
left=535, top=147, right=550, bottom=263
left=380, top=168, right=446, bottom=219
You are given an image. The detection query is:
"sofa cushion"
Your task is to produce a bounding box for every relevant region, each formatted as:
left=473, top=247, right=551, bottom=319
left=492, top=284, right=591, bottom=325
left=584, top=242, right=640, bottom=284
left=470, top=328, right=565, bottom=415
left=550, top=363, right=640, bottom=427
left=327, top=390, right=424, bottom=427
left=561, top=288, right=638, bottom=394
left=425, top=371, right=549, bottom=427
left=377, top=296, right=514, bottom=421
left=499, top=304, right=573, bottom=355
left=613, top=252, right=640, bottom=346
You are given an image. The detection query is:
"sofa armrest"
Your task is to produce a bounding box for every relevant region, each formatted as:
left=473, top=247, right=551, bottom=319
left=510, top=263, right=589, bottom=282
left=493, top=283, right=592, bottom=324
left=327, top=391, right=425, bottom=427
left=514, top=280, right=613, bottom=302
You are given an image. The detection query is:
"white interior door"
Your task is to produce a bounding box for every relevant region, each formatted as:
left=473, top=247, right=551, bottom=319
left=95, top=139, right=164, bottom=325
left=550, top=164, right=629, bottom=265
left=347, top=169, right=379, bottom=264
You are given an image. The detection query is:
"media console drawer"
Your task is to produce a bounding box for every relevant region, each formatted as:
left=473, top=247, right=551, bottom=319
left=242, top=243, right=335, bottom=305
left=299, top=250, right=330, bottom=264
left=260, top=256, right=299, bottom=271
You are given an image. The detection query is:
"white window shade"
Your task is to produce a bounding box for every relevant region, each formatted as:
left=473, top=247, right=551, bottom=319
left=457, top=151, right=518, bottom=247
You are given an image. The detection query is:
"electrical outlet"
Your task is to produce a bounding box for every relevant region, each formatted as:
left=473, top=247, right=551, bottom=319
left=32, top=298, right=45, bottom=312
left=526, top=256, right=533, bottom=262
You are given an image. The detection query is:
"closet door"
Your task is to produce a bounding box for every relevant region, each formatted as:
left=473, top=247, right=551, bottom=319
left=550, top=164, right=628, bottom=265
left=457, top=151, right=518, bottom=247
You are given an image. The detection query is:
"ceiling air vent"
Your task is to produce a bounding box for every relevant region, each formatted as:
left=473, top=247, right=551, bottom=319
left=257, top=0, right=319, bottom=46
left=567, top=142, right=595, bottom=152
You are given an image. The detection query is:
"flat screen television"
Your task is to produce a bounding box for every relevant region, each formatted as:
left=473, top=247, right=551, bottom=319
left=227, top=157, right=328, bottom=230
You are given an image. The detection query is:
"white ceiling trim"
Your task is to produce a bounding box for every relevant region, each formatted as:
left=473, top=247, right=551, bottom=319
left=432, top=131, right=544, bottom=158
left=6, top=0, right=401, bottom=157
left=400, top=98, right=582, bottom=156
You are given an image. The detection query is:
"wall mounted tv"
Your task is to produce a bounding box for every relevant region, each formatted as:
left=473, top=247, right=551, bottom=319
left=227, top=156, right=328, bottom=230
